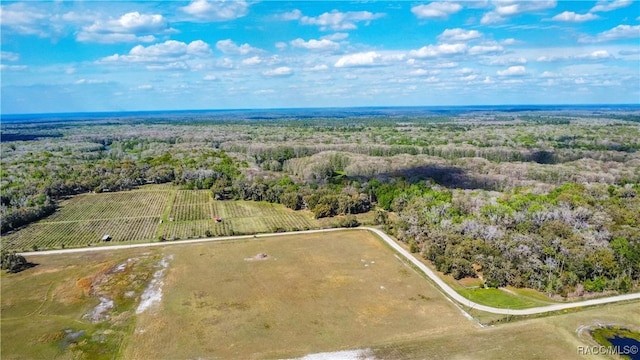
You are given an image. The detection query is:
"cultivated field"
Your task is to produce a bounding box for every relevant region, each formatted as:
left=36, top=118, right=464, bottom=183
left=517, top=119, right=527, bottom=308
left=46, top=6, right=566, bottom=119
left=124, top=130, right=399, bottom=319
left=1, top=187, right=320, bottom=251
left=3, top=230, right=637, bottom=360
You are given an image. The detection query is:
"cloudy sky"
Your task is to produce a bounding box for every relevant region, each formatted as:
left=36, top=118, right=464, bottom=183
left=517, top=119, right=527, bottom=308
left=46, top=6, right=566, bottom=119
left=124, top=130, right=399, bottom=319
left=1, top=0, right=639, bottom=114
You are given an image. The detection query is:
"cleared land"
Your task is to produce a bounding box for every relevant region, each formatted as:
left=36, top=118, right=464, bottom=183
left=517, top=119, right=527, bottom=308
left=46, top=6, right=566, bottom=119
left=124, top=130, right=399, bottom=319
left=1, top=187, right=319, bottom=251
left=124, top=230, right=474, bottom=359
left=3, top=230, right=638, bottom=360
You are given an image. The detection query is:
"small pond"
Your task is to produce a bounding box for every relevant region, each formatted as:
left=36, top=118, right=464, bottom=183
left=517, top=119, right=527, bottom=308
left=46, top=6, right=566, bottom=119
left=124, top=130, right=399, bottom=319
left=591, top=326, right=640, bottom=360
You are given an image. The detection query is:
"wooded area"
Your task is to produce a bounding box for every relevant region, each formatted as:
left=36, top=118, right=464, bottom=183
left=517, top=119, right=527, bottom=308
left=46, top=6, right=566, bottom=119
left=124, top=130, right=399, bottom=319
left=1, top=110, right=639, bottom=295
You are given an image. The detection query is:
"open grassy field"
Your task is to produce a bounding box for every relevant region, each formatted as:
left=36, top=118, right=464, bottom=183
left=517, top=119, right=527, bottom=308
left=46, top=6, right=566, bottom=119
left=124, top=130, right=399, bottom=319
left=2, top=230, right=639, bottom=359
left=124, top=230, right=474, bottom=359
left=1, top=187, right=319, bottom=251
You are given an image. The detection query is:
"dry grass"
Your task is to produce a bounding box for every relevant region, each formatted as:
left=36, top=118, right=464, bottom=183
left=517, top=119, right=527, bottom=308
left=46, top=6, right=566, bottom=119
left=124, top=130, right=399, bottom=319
left=123, top=230, right=473, bottom=359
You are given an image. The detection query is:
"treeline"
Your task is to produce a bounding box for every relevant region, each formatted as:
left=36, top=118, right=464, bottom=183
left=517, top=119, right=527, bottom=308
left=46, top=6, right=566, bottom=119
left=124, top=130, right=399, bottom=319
left=211, top=176, right=371, bottom=218
left=384, top=182, right=640, bottom=296
left=0, top=149, right=241, bottom=233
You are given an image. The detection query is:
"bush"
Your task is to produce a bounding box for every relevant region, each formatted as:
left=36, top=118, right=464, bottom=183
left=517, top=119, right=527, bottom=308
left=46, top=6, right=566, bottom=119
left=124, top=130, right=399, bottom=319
left=1, top=251, right=32, bottom=273
left=313, top=204, right=334, bottom=219
left=338, top=215, right=360, bottom=228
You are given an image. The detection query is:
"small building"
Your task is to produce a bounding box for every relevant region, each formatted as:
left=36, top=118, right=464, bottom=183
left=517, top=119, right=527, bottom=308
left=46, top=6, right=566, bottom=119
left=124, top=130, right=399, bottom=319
left=102, top=235, right=112, bottom=242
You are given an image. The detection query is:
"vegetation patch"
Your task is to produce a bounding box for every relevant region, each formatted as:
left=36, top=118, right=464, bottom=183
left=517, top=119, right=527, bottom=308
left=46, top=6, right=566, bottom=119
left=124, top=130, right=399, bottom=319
left=1, top=249, right=163, bottom=359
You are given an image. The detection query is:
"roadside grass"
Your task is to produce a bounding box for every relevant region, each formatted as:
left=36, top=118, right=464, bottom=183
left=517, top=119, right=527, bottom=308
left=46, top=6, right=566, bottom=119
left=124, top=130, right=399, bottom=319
left=371, top=300, right=640, bottom=360
left=123, top=230, right=474, bottom=359
left=0, top=248, right=160, bottom=360
left=458, top=288, right=542, bottom=310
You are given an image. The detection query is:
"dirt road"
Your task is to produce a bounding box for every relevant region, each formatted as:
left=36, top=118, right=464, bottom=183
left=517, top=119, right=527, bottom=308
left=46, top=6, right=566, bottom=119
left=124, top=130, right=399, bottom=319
left=19, top=227, right=640, bottom=316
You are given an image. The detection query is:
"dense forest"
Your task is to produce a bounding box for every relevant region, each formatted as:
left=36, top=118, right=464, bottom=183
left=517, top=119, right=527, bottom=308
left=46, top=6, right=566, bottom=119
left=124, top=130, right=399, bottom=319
left=1, top=110, right=639, bottom=296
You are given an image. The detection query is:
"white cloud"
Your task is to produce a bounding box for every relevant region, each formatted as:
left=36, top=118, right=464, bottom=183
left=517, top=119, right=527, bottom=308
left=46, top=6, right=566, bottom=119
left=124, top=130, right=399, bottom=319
left=1, top=51, right=19, bottom=62
left=181, top=0, right=249, bottom=21
left=255, top=89, right=275, bottom=95
left=298, top=10, right=385, bottom=31
left=145, top=62, right=189, bottom=71
left=578, top=50, right=612, bottom=59
left=590, top=0, right=632, bottom=12
left=487, top=57, right=527, bottom=66
left=497, top=65, right=526, bottom=76
left=411, top=2, right=462, bottom=19
left=322, top=32, right=349, bottom=41
left=434, top=61, right=459, bottom=68
left=335, top=51, right=381, bottom=67
left=305, top=64, right=329, bottom=71
left=75, top=78, right=107, bottom=85
left=275, top=42, right=287, bottom=50
left=99, top=40, right=212, bottom=63
left=551, top=11, right=598, bottom=22
left=77, top=12, right=175, bottom=44
left=410, top=68, right=440, bottom=76
left=456, top=67, right=475, bottom=74
left=263, top=66, right=293, bottom=77
left=0, top=64, right=28, bottom=71
left=138, top=84, right=153, bottom=90
left=580, top=25, right=640, bottom=43
left=481, top=1, right=557, bottom=24
left=438, top=28, right=482, bottom=42
left=290, top=38, right=340, bottom=51
left=216, top=39, right=260, bottom=55
left=242, top=56, right=262, bottom=65
left=461, top=74, right=478, bottom=81
left=0, top=3, right=48, bottom=36
left=501, top=38, right=518, bottom=45
left=280, top=9, right=302, bottom=20
left=78, top=33, right=156, bottom=44
left=203, top=74, right=217, bottom=81
left=469, top=44, right=504, bottom=55
left=409, top=43, right=467, bottom=58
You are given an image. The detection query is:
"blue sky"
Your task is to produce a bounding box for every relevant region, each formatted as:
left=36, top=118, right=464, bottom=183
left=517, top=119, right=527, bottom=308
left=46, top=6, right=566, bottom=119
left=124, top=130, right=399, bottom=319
left=1, top=0, right=639, bottom=114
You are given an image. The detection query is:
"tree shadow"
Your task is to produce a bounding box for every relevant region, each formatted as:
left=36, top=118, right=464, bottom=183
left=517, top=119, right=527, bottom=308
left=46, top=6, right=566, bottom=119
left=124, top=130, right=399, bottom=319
left=360, top=164, right=503, bottom=191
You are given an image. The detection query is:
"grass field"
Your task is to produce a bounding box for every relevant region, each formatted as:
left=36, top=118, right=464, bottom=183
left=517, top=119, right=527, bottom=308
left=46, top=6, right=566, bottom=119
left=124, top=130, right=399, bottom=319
left=124, top=230, right=474, bottom=359
left=3, top=230, right=638, bottom=360
left=1, top=187, right=319, bottom=251
left=0, top=247, right=161, bottom=359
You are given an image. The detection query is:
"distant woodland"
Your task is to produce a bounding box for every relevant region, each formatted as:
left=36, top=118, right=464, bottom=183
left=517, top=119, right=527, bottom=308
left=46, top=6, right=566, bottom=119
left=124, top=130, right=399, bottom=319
left=1, top=111, right=639, bottom=296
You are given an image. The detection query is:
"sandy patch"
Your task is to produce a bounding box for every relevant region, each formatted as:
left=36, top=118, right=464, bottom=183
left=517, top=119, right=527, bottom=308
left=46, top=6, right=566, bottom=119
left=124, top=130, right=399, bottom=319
left=84, top=296, right=114, bottom=323
left=136, top=255, right=173, bottom=314
left=293, top=349, right=375, bottom=360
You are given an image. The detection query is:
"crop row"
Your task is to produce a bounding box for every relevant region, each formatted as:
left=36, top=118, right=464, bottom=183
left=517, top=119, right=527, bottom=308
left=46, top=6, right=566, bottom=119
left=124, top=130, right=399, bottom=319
left=162, top=220, right=231, bottom=239
left=169, top=204, right=212, bottom=221
left=2, top=217, right=160, bottom=251
left=212, top=201, right=286, bottom=218
left=45, top=191, right=169, bottom=222
left=173, top=190, right=211, bottom=206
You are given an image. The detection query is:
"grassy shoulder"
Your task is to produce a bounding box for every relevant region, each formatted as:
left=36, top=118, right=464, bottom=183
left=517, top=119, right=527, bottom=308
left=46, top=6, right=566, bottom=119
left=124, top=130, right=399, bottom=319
left=386, top=233, right=559, bottom=310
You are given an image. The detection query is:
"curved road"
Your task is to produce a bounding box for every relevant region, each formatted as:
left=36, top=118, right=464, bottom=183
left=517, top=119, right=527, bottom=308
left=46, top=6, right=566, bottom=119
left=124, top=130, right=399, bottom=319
left=19, top=227, right=640, bottom=316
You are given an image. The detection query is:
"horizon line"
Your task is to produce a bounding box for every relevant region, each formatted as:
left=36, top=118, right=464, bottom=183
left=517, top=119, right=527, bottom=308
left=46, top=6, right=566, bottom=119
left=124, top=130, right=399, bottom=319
left=2, top=103, right=639, bottom=118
